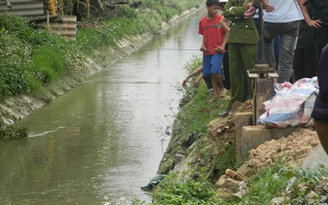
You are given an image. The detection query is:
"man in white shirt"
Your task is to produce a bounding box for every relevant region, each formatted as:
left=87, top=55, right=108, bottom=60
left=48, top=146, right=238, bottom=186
left=245, top=0, right=304, bottom=83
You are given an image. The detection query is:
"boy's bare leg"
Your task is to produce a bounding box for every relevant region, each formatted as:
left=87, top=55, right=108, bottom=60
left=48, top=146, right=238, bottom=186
left=213, top=74, right=227, bottom=97
left=211, top=76, right=219, bottom=98
left=314, top=119, right=328, bottom=155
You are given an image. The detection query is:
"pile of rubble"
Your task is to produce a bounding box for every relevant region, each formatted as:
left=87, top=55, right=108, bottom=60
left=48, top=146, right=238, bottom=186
left=215, top=128, right=321, bottom=199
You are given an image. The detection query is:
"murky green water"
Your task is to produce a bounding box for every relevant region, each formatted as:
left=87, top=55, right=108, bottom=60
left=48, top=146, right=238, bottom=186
left=0, top=8, right=206, bottom=205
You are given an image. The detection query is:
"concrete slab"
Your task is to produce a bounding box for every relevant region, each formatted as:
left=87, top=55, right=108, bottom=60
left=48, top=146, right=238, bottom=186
left=241, top=125, right=296, bottom=160
left=235, top=112, right=253, bottom=161
left=302, top=145, right=328, bottom=173
left=253, top=78, right=274, bottom=125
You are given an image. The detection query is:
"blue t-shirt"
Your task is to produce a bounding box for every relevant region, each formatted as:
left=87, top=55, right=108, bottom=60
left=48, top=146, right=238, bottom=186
left=263, top=0, right=303, bottom=23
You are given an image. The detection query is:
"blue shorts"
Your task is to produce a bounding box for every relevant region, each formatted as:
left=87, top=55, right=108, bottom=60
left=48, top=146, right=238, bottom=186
left=202, top=54, right=224, bottom=77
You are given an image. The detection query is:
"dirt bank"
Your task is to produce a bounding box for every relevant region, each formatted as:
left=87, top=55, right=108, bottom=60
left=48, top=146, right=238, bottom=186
left=158, top=98, right=323, bottom=201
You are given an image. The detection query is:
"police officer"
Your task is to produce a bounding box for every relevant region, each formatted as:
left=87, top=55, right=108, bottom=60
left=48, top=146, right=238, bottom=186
left=219, top=0, right=258, bottom=118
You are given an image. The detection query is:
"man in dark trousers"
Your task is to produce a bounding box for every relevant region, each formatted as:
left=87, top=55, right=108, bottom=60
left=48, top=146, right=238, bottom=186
left=311, top=43, right=328, bottom=155
left=298, top=0, right=328, bottom=60
left=219, top=0, right=258, bottom=118
left=297, top=0, right=328, bottom=155
left=293, top=1, right=317, bottom=81
left=245, top=0, right=304, bottom=83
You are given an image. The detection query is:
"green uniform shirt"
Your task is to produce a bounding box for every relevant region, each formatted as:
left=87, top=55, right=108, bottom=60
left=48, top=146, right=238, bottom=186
left=223, top=0, right=258, bottom=44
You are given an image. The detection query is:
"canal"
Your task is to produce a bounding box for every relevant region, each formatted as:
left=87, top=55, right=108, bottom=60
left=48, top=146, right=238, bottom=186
left=0, top=8, right=205, bottom=205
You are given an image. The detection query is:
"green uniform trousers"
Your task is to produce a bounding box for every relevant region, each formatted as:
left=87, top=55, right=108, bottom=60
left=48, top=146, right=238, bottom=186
left=228, top=43, right=257, bottom=109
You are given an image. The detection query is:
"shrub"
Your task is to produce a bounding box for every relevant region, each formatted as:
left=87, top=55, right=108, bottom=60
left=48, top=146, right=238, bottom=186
left=0, top=32, right=32, bottom=97
left=152, top=168, right=223, bottom=204
left=117, top=5, right=138, bottom=19
left=30, top=46, right=65, bottom=83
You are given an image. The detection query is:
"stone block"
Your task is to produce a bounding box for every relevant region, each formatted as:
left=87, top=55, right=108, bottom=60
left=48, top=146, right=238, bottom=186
left=241, top=125, right=296, bottom=160
left=302, top=145, right=328, bottom=173
left=235, top=112, right=253, bottom=161
left=253, top=78, right=274, bottom=125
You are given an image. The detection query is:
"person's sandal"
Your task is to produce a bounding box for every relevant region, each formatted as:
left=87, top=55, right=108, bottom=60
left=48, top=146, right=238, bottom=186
left=218, top=108, right=231, bottom=118
left=219, top=89, right=227, bottom=98
left=210, top=97, right=219, bottom=102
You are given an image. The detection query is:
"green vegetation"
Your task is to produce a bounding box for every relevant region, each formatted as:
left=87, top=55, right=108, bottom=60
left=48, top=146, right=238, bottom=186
left=0, top=118, right=28, bottom=139
left=176, top=57, right=229, bottom=134
left=152, top=168, right=223, bottom=205
left=228, top=165, right=328, bottom=205
left=0, top=15, right=85, bottom=99
left=147, top=163, right=328, bottom=205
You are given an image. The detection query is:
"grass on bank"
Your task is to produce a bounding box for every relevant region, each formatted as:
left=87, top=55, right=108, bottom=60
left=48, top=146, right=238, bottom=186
left=156, top=56, right=234, bottom=175
left=150, top=164, right=328, bottom=205
left=176, top=57, right=229, bottom=134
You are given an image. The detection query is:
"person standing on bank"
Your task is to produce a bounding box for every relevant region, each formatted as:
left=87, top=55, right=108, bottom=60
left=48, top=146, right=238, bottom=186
left=218, top=0, right=258, bottom=118
left=311, top=43, right=328, bottom=155
left=245, top=0, right=303, bottom=83
left=297, top=0, right=328, bottom=61
left=199, top=0, right=230, bottom=100
left=293, top=1, right=317, bottom=81
left=219, top=0, right=232, bottom=91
